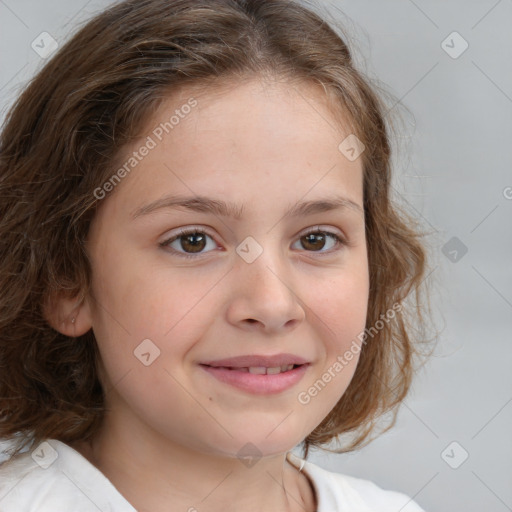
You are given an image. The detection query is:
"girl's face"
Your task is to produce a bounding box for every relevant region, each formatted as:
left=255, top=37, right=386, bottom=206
left=84, top=78, right=369, bottom=458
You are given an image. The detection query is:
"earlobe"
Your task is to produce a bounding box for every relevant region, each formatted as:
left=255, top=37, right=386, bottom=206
left=43, top=291, right=93, bottom=337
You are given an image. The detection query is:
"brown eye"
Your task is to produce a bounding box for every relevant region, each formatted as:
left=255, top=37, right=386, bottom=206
left=292, top=229, right=345, bottom=254
left=179, top=232, right=207, bottom=253
left=161, top=229, right=217, bottom=258
left=301, top=232, right=327, bottom=251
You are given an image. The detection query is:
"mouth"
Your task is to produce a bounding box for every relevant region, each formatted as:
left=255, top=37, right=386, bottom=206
left=199, top=354, right=310, bottom=394
left=201, top=363, right=302, bottom=375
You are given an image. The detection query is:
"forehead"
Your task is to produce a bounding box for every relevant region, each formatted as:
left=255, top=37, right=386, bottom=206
left=99, top=77, right=364, bottom=219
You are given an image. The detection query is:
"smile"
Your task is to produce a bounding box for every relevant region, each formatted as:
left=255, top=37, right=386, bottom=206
left=199, top=361, right=310, bottom=395
left=212, top=364, right=297, bottom=374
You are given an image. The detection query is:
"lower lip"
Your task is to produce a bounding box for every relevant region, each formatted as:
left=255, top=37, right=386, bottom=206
left=200, top=364, right=309, bottom=395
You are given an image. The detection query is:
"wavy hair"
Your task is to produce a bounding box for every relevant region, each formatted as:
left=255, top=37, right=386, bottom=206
left=0, top=0, right=434, bottom=459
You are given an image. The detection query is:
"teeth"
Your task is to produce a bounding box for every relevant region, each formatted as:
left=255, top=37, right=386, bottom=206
left=246, top=364, right=296, bottom=375
left=248, top=366, right=267, bottom=375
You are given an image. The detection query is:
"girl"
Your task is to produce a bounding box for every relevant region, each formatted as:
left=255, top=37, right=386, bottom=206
left=0, top=0, right=432, bottom=510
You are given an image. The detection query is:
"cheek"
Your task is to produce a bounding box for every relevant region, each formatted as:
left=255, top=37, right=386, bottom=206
left=294, top=268, right=368, bottom=413
left=90, top=244, right=218, bottom=337
left=89, top=259, right=222, bottom=392
left=312, top=268, right=369, bottom=351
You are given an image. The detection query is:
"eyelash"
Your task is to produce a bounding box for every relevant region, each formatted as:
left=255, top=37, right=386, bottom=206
left=160, top=226, right=347, bottom=260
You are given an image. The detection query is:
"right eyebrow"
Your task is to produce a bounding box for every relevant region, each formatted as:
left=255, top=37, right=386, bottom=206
left=131, top=194, right=364, bottom=221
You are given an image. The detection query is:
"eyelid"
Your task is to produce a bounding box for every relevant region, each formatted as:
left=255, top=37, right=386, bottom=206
left=296, top=224, right=346, bottom=241
left=159, top=226, right=219, bottom=259
left=160, top=224, right=349, bottom=259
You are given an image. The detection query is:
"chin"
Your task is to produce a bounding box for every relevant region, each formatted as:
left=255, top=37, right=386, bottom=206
left=202, top=429, right=305, bottom=462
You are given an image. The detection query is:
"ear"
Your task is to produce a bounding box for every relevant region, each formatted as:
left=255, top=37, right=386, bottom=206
left=43, top=290, right=93, bottom=337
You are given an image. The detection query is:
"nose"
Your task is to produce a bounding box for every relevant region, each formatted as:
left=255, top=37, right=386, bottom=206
left=226, top=248, right=306, bottom=334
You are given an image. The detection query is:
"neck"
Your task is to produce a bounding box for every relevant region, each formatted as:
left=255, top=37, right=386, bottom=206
left=72, top=416, right=315, bottom=512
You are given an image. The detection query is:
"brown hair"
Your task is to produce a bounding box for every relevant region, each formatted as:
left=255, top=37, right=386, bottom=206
left=0, top=0, right=434, bottom=459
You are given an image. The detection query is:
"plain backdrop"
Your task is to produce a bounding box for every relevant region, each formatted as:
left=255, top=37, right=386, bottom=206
left=1, top=1, right=511, bottom=511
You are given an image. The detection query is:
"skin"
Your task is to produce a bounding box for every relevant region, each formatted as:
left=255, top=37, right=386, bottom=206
left=49, top=76, right=369, bottom=512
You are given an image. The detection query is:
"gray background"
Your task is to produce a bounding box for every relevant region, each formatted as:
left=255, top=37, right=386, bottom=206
left=1, top=1, right=511, bottom=511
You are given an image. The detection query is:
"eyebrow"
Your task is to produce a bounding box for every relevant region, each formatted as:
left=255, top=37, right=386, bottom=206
left=131, top=194, right=363, bottom=220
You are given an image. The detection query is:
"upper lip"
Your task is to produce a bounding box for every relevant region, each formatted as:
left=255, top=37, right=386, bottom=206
left=201, top=353, right=309, bottom=368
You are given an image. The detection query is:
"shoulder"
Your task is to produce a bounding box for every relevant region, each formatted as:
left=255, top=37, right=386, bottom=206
left=0, top=439, right=135, bottom=512
left=0, top=446, right=65, bottom=511
left=327, top=471, right=426, bottom=512
left=287, top=452, right=426, bottom=512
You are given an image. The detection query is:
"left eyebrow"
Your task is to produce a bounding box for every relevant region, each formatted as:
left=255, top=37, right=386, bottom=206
left=130, top=194, right=363, bottom=220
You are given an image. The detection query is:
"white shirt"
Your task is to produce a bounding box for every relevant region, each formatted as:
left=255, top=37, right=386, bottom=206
left=0, top=439, right=426, bottom=511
